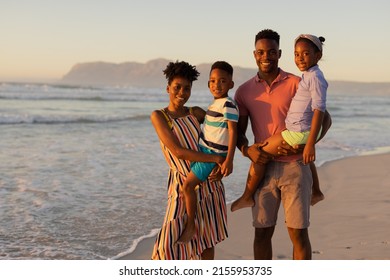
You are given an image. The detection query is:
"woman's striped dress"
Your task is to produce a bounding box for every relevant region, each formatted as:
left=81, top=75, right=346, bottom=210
left=151, top=110, right=228, bottom=260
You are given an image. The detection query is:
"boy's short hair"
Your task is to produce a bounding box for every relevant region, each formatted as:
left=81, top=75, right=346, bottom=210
left=210, top=61, right=233, bottom=76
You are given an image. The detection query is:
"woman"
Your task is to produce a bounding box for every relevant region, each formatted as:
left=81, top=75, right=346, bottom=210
left=150, top=61, right=228, bottom=260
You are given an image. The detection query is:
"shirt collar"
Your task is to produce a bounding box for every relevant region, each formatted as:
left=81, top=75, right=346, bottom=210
left=255, top=68, right=288, bottom=83
left=305, top=64, right=319, bottom=73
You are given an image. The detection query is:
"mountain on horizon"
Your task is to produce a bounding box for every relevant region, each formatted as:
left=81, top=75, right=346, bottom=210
left=61, top=58, right=390, bottom=95
left=61, top=58, right=256, bottom=90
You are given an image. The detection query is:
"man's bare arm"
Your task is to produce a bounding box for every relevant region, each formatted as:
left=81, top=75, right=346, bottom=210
left=236, top=115, right=271, bottom=164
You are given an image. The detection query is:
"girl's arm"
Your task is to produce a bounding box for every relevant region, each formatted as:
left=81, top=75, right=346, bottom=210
left=220, top=120, right=237, bottom=177
left=303, top=109, right=324, bottom=164
left=303, top=70, right=328, bottom=164
left=317, top=110, right=331, bottom=142
left=150, top=110, right=223, bottom=164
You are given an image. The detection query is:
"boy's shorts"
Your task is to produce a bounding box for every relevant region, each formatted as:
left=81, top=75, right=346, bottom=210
left=191, top=146, right=226, bottom=182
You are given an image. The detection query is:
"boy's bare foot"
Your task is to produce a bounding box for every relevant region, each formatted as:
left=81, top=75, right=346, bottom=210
left=230, top=196, right=255, bottom=212
left=311, top=192, right=325, bottom=206
left=176, top=223, right=195, bottom=244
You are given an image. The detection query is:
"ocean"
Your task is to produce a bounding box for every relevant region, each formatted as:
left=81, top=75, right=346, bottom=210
left=1, top=82, right=389, bottom=260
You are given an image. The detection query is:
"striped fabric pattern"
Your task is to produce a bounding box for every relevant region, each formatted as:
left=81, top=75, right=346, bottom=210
left=199, top=97, right=239, bottom=153
left=151, top=109, right=228, bottom=260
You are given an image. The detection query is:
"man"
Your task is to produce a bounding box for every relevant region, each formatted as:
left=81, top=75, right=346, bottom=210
left=234, top=29, right=331, bottom=260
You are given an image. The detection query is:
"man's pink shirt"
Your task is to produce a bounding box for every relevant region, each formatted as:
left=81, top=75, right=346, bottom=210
left=234, top=69, right=301, bottom=162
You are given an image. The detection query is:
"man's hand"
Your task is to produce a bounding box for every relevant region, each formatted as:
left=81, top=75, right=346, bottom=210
left=244, top=141, right=273, bottom=165
left=277, top=141, right=303, bottom=156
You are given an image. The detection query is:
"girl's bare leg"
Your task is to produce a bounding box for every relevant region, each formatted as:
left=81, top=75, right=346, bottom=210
left=231, top=133, right=283, bottom=212
left=231, top=162, right=265, bottom=212
left=310, top=162, right=324, bottom=206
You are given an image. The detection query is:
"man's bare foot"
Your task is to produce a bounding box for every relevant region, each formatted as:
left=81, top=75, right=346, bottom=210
left=230, top=196, right=255, bottom=212
left=176, top=223, right=195, bottom=244
left=311, top=192, right=325, bottom=206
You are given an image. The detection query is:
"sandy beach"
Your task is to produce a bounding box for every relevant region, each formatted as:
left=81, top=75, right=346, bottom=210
left=123, top=153, right=390, bottom=260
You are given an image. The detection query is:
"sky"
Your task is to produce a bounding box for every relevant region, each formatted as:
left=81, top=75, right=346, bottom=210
left=1, top=0, right=390, bottom=83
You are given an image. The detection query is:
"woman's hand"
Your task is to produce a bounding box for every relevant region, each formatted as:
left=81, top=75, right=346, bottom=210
left=215, top=155, right=225, bottom=165
left=208, top=165, right=223, bottom=182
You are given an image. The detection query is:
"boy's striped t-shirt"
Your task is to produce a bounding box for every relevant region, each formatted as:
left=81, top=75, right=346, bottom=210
left=199, top=96, right=239, bottom=154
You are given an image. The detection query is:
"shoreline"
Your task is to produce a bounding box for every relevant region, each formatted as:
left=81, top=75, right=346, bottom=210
left=122, top=152, right=390, bottom=260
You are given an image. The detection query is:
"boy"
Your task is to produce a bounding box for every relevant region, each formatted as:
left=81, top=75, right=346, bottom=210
left=177, top=61, right=238, bottom=243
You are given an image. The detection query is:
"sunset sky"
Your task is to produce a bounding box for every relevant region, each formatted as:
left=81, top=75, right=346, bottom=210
left=1, top=0, right=389, bottom=83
